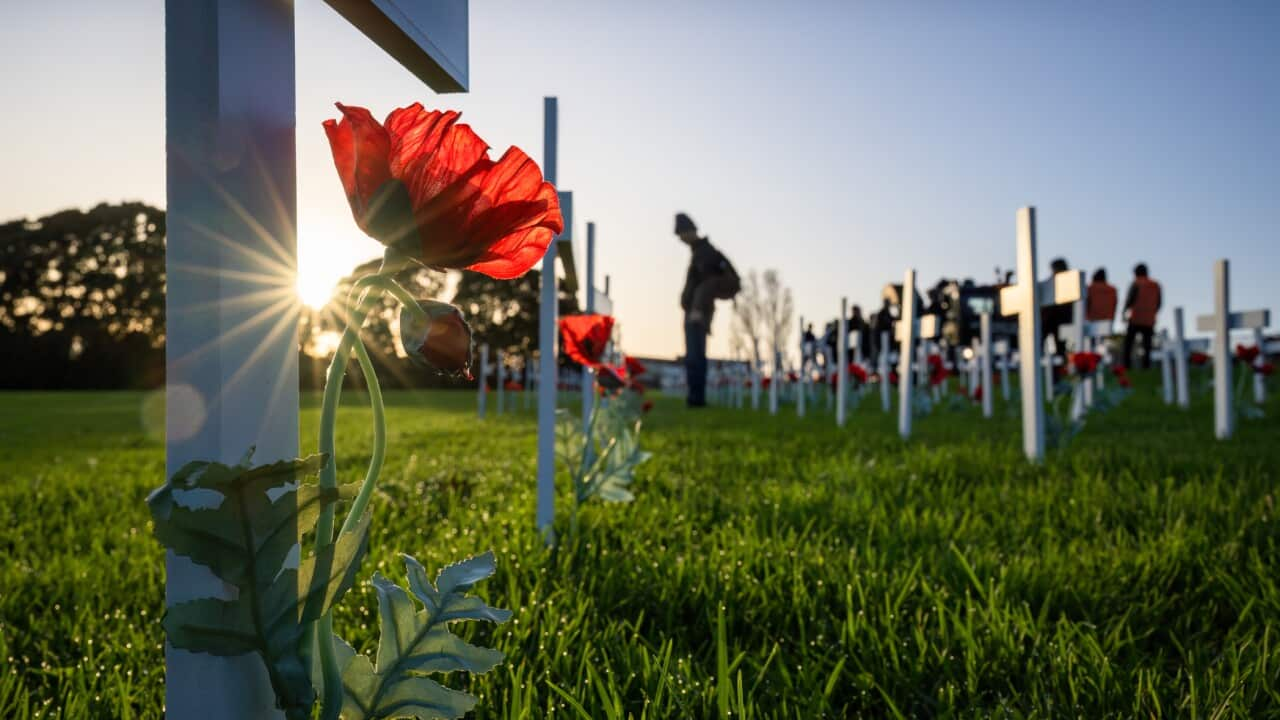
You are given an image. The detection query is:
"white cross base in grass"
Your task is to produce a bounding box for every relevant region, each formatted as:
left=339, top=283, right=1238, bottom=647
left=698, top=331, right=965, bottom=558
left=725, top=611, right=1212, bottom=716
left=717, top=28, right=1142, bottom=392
left=895, top=269, right=940, bottom=439
left=997, top=207, right=1083, bottom=461
left=1194, top=259, right=1270, bottom=440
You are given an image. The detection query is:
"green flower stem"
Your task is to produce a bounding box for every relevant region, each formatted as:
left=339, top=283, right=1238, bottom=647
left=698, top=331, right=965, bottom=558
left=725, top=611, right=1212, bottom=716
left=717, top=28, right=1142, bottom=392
left=313, top=271, right=390, bottom=720
left=359, top=275, right=428, bottom=322
left=340, top=329, right=386, bottom=534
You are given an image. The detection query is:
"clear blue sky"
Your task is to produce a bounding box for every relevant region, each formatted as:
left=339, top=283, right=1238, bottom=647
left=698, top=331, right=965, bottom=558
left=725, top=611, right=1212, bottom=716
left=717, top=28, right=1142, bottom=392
left=3, top=1, right=1277, bottom=359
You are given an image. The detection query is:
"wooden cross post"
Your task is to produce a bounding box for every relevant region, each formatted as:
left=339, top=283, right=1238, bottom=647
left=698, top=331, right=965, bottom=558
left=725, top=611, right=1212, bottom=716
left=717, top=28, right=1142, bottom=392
left=1159, top=331, right=1175, bottom=405
left=536, top=97, right=559, bottom=536
left=1196, top=259, right=1271, bottom=439
left=1252, top=327, right=1268, bottom=404
left=980, top=312, right=994, bottom=418
left=837, top=298, right=849, bottom=427
left=770, top=348, right=781, bottom=415
left=895, top=270, right=939, bottom=439
left=878, top=330, right=891, bottom=412
left=997, top=207, right=1082, bottom=461
left=1172, top=307, right=1190, bottom=408
left=581, top=221, right=596, bottom=429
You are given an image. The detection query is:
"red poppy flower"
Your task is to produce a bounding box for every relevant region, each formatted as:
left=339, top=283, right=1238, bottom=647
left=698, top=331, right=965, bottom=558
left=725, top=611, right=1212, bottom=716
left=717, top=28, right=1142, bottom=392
left=762, top=376, right=773, bottom=389
left=1236, top=344, right=1260, bottom=364
left=324, top=103, right=563, bottom=279
left=624, top=355, right=647, bottom=377
left=641, top=400, right=654, bottom=414
left=787, top=371, right=799, bottom=383
left=1070, top=352, right=1102, bottom=375
left=1258, top=362, right=1275, bottom=377
left=398, top=300, right=473, bottom=377
left=849, top=363, right=869, bottom=384
left=559, top=314, right=614, bottom=368
left=1189, top=351, right=1210, bottom=366
left=1111, top=364, right=1128, bottom=378
left=972, top=384, right=983, bottom=402
left=596, top=365, right=626, bottom=391
left=504, top=380, right=523, bottom=391
left=1116, top=374, right=1132, bottom=388
left=928, top=365, right=948, bottom=387
left=889, top=370, right=900, bottom=386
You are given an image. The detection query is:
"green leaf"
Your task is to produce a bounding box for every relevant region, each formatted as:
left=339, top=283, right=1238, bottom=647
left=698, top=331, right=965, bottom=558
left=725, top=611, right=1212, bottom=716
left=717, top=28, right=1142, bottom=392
left=148, top=449, right=369, bottom=717
left=332, top=551, right=511, bottom=719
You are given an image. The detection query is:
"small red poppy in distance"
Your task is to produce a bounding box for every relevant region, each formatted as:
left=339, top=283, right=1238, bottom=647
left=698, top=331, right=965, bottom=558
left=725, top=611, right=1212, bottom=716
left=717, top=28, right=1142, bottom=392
left=1236, top=344, right=1260, bottom=364
left=641, top=400, right=654, bottom=414
left=1189, top=351, right=1210, bottom=366
left=972, top=384, right=983, bottom=402
left=849, top=363, right=869, bottom=384
left=1258, top=362, right=1275, bottom=377
left=559, top=314, right=614, bottom=368
left=1116, top=374, right=1133, bottom=388
left=1111, top=364, right=1128, bottom=377
left=623, top=355, right=647, bottom=377
left=1070, top=352, right=1102, bottom=376
left=889, top=370, right=900, bottom=386
left=324, top=103, right=563, bottom=278
left=504, top=380, right=523, bottom=391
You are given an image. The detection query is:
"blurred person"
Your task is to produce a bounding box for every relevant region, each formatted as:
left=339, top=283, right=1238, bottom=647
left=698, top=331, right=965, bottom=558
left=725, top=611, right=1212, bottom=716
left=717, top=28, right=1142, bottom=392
left=676, top=212, right=739, bottom=407
left=1122, top=262, right=1162, bottom=369
left=1086, top=268, right=1118, bottom=323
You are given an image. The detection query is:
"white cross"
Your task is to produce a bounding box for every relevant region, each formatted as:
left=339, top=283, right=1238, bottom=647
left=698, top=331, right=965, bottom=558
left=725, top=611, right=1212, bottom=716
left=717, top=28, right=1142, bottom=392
left=837, top=297, right=849, bottom=427
left=165, top=2, right=468, bottom=715
left=997, top=207, right=1082, bottom=461
left=993, top=338, right=1011, bottom=400
left=878, top=330, right=892, bottom=412
left=1195, top=259, right=1271, bottom=439
left=477, top=343, right=489, bottom=418
left=979, top=312, right=994, bottom=418
left=581, top=221, right=596, bottom=430
left=770, top=348, right=781, bottom=415
left=895, top=270, right=940, bottom=439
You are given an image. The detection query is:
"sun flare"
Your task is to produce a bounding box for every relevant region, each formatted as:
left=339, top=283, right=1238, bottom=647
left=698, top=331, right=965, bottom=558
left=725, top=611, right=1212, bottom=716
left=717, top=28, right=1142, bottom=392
left=296, top=271, right=338, bottom=311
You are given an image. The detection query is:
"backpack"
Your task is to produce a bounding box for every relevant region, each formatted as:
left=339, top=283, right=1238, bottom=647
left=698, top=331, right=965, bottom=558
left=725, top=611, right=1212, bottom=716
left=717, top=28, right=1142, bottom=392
left=712, top=251, right=741, bottom=300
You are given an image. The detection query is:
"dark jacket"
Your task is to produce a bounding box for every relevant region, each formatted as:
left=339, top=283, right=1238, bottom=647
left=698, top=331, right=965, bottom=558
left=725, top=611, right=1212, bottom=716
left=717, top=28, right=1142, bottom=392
left=681, top=237, right=732, bottom=330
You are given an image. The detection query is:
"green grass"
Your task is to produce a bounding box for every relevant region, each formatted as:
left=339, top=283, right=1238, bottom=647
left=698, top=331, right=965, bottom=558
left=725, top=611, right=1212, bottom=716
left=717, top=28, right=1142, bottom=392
left=2, top=372, right=1279, bottom=718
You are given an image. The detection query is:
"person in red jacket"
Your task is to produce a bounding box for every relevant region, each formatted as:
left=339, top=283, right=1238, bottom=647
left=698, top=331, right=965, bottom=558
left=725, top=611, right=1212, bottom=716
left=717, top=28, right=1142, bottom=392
left=1122, top=263, right=1162, bottom=369
left=1086, top=268, right=1117, bottom=323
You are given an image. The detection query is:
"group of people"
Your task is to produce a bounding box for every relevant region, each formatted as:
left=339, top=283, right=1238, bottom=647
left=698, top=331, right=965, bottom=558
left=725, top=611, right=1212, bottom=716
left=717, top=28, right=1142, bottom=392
left=674, top=212, right=1165, bottom=408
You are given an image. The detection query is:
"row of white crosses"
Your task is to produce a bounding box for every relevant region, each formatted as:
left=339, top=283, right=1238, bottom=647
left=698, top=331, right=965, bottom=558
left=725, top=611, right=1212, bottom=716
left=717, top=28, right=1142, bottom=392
left=894, top=272, right=941, bottom=438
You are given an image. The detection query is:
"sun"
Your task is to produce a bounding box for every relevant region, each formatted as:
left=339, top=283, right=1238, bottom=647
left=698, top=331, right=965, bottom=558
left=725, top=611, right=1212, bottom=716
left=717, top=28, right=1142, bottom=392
left=297, top=270, right=338, bottom=310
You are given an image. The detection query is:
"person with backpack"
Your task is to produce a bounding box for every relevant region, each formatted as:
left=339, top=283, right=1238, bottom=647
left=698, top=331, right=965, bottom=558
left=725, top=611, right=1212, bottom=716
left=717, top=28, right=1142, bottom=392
left=676, top=212, right=740, bottom=407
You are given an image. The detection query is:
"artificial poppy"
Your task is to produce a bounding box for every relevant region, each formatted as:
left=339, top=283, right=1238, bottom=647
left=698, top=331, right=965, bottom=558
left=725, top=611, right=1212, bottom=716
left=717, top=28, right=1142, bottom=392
left=1070, top=352, right=1102, bottom=375
left=1116, top=374, right=1132, bottom=388
left=596, top=365, right=626, bottom=391
left=398, top=300, right=473, bottom=377
left=642, top=399, right=655, bottom=413
left=889, top=370, right=900, bottom=386
left=559, top=314, right=614, bottom=368
left=324, top=103, right=563, bottom=278
left=1236, top=344, right=1260, bottom=364
left=1257, top=362, right=1275, bottom=377
left=849, top=363, right=869, bottom=384
left=972, top=384, right=983, bottom=402
left=1189, top=351, right=1210, bottom=366
left=1111, top=364, right=1128, bottom=378
left=624, top=355, right=647, bottom=377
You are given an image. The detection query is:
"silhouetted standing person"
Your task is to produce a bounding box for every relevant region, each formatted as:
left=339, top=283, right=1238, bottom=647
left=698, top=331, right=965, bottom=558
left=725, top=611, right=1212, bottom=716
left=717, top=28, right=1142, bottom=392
left=849, top=305, right=870, bottom=360
left=676, top=213, right=739, bottom=407
left=801, top=323, right=817, bottom=368
left=1123, top=262, right=1162, bottom=369
left=1086, top=268, right=1117, bottom=323
left=1042, top=257, right=1071, bottom=356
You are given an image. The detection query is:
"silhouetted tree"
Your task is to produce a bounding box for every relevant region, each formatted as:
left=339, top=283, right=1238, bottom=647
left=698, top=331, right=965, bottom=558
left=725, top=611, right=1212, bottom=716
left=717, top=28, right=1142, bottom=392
left=0, top=203, right=165, bottom=388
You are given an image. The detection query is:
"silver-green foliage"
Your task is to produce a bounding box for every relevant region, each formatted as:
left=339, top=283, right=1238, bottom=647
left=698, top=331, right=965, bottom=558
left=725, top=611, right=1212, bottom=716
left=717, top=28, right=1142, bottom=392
left=329, top=552, right=511, bottom=719
left=556, top=398, right=651, bottom=505
left=146, top=450, right=370, bottom=718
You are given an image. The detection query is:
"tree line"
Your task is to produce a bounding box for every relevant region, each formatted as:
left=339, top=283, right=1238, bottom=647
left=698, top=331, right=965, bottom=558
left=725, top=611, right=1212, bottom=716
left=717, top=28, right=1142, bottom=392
left=1, top=203, right=575, bottom=390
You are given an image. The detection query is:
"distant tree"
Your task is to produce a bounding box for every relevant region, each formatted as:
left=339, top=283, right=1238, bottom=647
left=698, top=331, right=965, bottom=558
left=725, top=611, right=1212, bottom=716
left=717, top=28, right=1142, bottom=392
left=728, top=269, right=793, bottom=370
left=0, top=203, right=166, bottom=388
left=451, top=269, right=579, bottom=381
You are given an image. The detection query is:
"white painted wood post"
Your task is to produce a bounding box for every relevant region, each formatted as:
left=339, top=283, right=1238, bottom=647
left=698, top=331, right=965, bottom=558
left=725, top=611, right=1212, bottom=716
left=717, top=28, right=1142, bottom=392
left=878, top=330, right=891, bottom=412
left=477, top=343, right=489, bottom=418
left=536, top=97, right=558, bottom=536
left=751, top=360, right=761, bottom=410
left=495, top=349, right=505, bottom=414
left=980, top=312, right=993, bottom=418
left=995, top=339, right=1010, bottom=400
left=1254, top=326, right=1267, bottom=404
left=1160, top=331, right=1175, bottom=405
left=1195, top=259, right=1271, bottom=439
left=1173, top=307, right=1190, bottom=408
left=1209, top=260, right=1233, bottom=439
left=999, top=207, right=1047, bottom=461
left=897, top=273, right=917, bottom=439
left=770, top=349, right=781, bottom=415
left=837, top=298, right=848, bottom=427
left=581, top=221, right=596, bottom=428
left=165, top=1, right=300, bottom=715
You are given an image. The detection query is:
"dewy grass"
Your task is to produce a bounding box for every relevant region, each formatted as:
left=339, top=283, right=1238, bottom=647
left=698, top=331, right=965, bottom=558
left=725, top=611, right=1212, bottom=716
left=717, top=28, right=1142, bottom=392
left=2, top=369, right=1279, bottom=718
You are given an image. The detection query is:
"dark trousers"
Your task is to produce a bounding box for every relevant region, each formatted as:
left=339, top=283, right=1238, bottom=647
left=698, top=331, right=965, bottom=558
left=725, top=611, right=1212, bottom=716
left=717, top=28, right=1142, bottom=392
left=684, top=319, right=707, bottom=406
left=1124, top=323, right=1154, bottom=369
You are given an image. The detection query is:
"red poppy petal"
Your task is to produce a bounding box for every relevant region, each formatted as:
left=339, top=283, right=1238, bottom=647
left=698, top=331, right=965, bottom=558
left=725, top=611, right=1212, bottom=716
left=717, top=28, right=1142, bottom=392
left=466, top=226, right=556, bottom=279
left=331, top=103, right=392, bottom=218
left=401, top=121, right=490, bottom=215
left=384, top=104, right=462, bottom=179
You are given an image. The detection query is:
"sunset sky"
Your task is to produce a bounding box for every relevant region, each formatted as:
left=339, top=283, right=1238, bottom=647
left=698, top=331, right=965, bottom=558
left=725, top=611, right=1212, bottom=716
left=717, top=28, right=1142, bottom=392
left=3, top=1, right=1277, bottom=359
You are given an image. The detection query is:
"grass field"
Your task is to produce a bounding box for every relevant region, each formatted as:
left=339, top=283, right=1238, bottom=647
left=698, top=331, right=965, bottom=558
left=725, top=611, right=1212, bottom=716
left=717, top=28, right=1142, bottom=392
left=2, top=372, right=1279, bottom=718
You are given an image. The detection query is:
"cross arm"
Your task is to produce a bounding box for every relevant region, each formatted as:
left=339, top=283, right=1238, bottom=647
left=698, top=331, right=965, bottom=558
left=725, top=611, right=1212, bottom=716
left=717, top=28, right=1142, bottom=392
left=1196, top=309, right=1270, bottom=333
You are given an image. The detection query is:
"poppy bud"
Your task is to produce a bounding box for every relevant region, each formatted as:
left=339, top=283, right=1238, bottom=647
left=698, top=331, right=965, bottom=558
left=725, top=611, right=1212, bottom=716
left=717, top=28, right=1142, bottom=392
left=399, top=300, right=473, bottom=377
